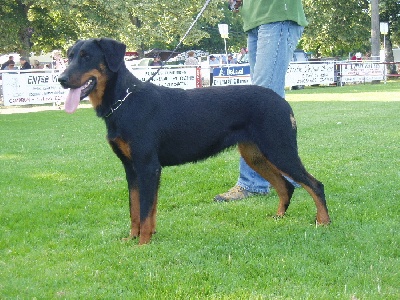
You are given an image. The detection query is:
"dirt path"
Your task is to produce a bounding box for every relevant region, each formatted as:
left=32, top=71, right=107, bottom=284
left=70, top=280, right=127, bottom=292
left=0, top=103, right=92, bottom=115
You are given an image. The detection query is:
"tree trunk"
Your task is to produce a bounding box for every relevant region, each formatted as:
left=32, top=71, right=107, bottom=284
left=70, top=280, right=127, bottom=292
left=385, top=34, right=397, bottom=74
left=370, top=0, right=380, bottom=61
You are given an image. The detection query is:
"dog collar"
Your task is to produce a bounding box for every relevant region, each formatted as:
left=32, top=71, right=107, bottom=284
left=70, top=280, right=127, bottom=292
left=104, top=88, right=134, bottom=118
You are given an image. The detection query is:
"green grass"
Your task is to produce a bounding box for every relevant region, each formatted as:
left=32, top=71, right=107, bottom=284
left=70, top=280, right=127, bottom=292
left=1, top=82, right=399, bottom=299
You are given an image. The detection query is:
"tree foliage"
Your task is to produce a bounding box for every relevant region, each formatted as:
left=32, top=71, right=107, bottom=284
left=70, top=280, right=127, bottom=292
left=1, top=0, right=399, bottom=59
left=380, top=0, right=400, bottom=44
left=0, top=0, right=227, bottom=55
left=302, top=0, right=371, bottom=57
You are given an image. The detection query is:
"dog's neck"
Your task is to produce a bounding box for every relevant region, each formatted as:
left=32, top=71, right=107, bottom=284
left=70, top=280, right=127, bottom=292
left=96, top=68, right=142, bottom=118
left=103, top=88, right=134, bottom=118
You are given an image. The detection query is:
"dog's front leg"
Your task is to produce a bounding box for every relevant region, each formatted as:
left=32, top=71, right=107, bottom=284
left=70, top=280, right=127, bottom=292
left=108, top=138, right=141, bottom=240
left=116, top=159, right=141, bottom=240
left=136, top=163, right=161, bottom=245
left=125, top=167, right=140, bottom=240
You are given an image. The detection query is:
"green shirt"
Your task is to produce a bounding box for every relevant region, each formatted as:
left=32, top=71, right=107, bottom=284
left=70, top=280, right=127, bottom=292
left=240, top=0, right=308, bottom=32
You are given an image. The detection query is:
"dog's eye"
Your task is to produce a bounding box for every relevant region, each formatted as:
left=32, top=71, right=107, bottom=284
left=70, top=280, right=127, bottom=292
left=80, top=50, right=90, bottom=61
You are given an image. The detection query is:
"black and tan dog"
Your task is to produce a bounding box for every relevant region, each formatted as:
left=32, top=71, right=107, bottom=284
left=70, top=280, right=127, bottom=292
left=58, top=38, right=330, bottom=245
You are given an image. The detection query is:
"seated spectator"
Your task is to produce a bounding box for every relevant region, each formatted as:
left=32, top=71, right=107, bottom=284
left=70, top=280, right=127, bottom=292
left=4, top=61, right=16, bottom=70
left=1, top=56, right=14, bottom=70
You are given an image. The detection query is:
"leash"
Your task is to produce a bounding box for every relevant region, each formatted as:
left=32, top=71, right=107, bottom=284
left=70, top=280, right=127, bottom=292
left=146, top=0, right=212, bottom=83
left=105, top=0, right=212, bottom=118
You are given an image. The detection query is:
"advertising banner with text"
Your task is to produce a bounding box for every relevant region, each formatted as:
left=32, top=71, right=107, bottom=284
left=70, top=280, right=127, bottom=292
left=2, top=71, right=67, bottom=106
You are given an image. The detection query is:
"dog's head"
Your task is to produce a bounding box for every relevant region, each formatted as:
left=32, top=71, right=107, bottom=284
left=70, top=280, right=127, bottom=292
left=58, top=38, right=126, bottom=113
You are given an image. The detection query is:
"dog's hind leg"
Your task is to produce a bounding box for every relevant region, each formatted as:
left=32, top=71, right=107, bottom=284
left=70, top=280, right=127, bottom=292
left=289, top=170, right=330, bottom=225
left=254, top=143, right=330, bottom=225
left=238, top=143, right=295, bottom=217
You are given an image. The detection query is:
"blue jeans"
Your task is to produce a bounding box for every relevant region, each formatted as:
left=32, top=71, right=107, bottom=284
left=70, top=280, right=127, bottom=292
left=237, top=21, right=304, bottom=193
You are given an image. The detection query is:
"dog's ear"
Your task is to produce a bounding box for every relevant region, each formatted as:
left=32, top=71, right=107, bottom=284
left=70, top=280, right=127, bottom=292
left=96, top=38, right=126, bottom=72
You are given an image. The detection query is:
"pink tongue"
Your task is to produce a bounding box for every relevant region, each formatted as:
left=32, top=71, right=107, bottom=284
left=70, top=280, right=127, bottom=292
left=64, top=88, right=82, bottom=114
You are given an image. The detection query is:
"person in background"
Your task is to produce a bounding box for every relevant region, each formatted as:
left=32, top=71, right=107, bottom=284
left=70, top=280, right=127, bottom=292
left=237, top=47, right=249, bottom=64
left=4, top=61, right=16, bottom=70
left=149, top=55, right=162, bottom=66
left=227, top=54, right=237, bottom=64
left=209, top=55, right=219, bottom=86
left=215, top=0, right=307, bottom=202
left=33, top=60, right=41, bottom=69
left=20, top=57, right=32, bottom=70
left=1, top=56, right=14, bottom=70
left=185, top=51, right=198, bottom=65
left=351, top=52, right=362, bottom=61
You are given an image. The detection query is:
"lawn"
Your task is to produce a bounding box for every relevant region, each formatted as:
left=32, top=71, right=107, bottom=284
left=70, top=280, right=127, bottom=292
left=0, top=82, right=399, bottom=299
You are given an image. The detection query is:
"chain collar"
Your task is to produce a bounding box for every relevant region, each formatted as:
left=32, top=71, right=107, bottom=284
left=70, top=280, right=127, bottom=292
left=104, top=87, right=134, bottom=118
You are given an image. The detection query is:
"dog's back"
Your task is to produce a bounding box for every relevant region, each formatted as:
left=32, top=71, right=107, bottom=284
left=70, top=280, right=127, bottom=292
left=115, top=82, right=296, bottom=167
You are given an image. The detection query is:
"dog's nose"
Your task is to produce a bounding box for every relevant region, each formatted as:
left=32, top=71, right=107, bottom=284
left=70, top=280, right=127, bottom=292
left=58, top=73, right=69, bottom=87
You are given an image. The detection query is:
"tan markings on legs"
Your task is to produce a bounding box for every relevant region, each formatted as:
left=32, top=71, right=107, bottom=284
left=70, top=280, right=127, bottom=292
left=302, top=185, right=330, bottom=225
left=150, top=190, right=158, bottom=235
left=138, top=188, right=159, bottom=245
left=241, top=141, right=331, bottom=225
left=238, top=143, right=291, bottom=216
left=123, top=188, right=140, bottom=240
left=138, top=205, right=157, bottom=245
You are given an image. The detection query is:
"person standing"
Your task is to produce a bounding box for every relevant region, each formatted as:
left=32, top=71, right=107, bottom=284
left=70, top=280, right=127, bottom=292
left=214, top=0, right=307, bottom=201
left=20, top=57, right=32, bottom=70
left=149, top=55, right=162, bottom=66
left=209, top=55, right=219, bottom=86
left=185, top=51, right=199, bottom=65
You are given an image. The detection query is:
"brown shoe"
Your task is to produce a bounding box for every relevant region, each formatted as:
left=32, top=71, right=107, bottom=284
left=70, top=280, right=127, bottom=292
left=214, top=185, right=257, bottom=202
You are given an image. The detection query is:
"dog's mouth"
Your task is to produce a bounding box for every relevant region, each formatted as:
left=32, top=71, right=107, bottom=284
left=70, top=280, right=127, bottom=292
left=64, top=77, right=97, bottom=113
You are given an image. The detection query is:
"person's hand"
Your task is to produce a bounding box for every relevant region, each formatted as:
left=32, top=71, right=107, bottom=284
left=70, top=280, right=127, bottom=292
left=228, top=0, right=242, bottom=12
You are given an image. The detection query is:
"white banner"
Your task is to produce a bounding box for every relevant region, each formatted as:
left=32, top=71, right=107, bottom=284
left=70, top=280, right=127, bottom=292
left=211, top=62, right=335, bottom=87
left=339, top=63, right=384, bottom=83
left=2, top=71, right=67, bottom=106
left=127, top=66, right=201, bottom=89
left=285, top=62, right=335, bottom=87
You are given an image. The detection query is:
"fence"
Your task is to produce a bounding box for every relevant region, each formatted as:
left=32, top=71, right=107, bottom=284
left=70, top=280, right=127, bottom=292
left=0, top=61, right=398, bottom=107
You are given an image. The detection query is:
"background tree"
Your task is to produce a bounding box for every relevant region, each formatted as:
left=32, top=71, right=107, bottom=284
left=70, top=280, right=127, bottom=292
left=0, top=0, right=228, bottom=55
left=380, top=0, right=400, bottom=73
left=1, top=0, right=399, bottom=61
left=302, top=0, right=371, bottom=58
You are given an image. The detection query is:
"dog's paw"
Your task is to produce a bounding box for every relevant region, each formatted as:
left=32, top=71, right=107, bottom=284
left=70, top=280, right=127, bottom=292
left=315, top=215, right=331, bottom=226
left=273, top=214, right=285, bottom=221
left=121, top=233, right=138, bottom=242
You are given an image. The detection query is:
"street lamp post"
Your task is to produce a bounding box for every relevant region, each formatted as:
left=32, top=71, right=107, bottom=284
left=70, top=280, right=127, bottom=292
left=218, top=24, right=229, bottom=62
left=380, top=22, right=389, bottom=83
left=380, top=22, right=389, bottom=60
